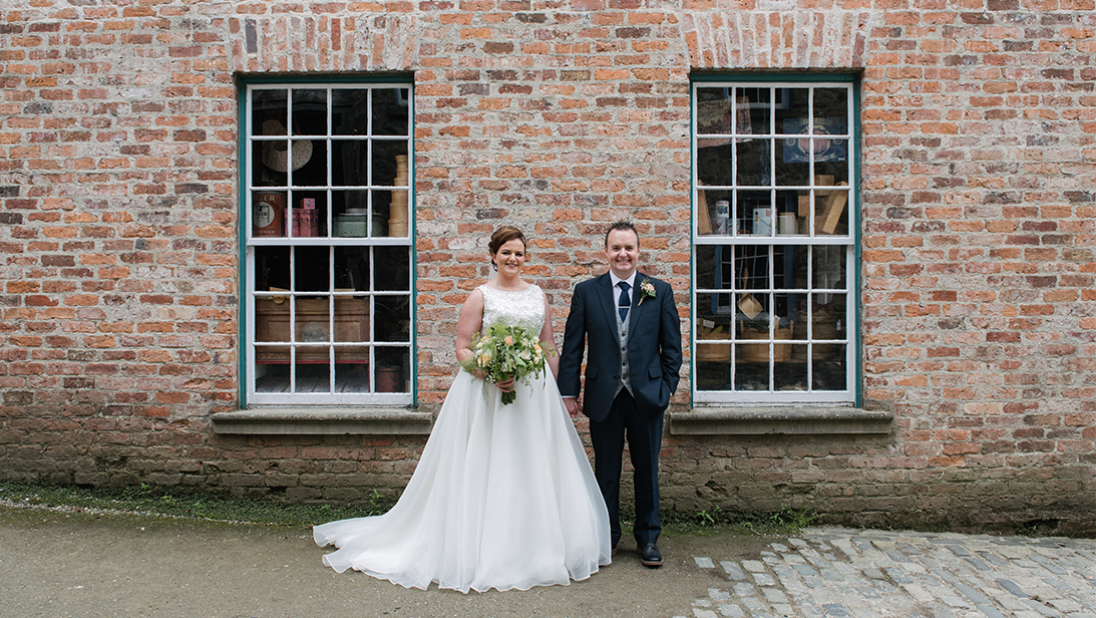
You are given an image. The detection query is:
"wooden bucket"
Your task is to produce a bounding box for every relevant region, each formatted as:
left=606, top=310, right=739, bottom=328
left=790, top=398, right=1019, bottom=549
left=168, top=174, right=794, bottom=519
left=739, top=323, right=793, bottom=363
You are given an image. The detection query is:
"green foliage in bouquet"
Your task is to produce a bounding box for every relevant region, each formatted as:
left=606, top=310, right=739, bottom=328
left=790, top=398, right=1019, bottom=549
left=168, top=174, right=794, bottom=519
left=461, top=322, right=551, bottom=404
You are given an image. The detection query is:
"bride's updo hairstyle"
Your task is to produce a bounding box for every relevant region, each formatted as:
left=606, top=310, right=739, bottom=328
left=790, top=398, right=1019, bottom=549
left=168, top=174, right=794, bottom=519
left=488, top=225, right=527, bottom=255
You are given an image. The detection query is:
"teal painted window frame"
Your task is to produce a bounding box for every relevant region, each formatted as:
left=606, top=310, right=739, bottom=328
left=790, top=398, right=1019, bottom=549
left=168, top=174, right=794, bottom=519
left=690, top=73, right=861, bottom=406
left=236, top=76, right=416, bottom=408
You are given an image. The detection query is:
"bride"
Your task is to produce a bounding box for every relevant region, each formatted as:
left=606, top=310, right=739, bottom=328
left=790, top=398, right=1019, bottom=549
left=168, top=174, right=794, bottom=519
left=314, top=225, right=612, bottom=593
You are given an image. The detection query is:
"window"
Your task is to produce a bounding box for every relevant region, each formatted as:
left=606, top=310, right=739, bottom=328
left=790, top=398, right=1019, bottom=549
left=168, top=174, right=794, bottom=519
left=692, top=78, right=857, bottom=404
left=243, top=82, right=413, bottom=406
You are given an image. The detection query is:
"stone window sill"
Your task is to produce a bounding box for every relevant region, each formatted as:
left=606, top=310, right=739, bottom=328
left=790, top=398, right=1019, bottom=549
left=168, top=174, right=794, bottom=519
left=211, top=408, right=433, bottom=435
left=669, top=406, right=893, bottom=435
left=211, top=406, right=891, bottom=437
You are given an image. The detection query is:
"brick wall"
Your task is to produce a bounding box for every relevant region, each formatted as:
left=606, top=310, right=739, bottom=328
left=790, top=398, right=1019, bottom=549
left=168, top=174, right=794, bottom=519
left=1, top=1, right=1093, bottom=534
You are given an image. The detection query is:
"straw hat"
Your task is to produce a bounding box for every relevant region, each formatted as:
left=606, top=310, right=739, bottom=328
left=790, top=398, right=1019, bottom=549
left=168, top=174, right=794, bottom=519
left=261, top=119, right=313, bottom=172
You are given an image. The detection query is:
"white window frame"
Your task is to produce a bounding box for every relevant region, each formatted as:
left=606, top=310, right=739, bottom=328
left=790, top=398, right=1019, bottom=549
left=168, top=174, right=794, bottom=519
left=691, top=78, right=858, bottom=405
left=242, top=81, right=414, bottom=407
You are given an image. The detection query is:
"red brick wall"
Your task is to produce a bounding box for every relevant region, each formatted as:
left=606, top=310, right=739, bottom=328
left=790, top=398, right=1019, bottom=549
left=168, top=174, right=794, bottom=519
left=1, top=2, right=1093, bottom=533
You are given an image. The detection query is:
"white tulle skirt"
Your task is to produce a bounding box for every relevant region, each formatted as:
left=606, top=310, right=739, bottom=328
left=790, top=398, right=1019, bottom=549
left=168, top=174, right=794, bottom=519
left=313, top=370, right=612, bottom=593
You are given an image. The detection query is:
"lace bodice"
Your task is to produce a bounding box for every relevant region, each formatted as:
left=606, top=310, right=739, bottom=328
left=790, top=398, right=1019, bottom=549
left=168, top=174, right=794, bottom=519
left=479, top=284, right=544, bottom=333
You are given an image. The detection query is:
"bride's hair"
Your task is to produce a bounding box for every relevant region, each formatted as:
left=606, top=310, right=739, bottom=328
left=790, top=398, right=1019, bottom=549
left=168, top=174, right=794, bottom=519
left=489, top=225, right=527, bottom=255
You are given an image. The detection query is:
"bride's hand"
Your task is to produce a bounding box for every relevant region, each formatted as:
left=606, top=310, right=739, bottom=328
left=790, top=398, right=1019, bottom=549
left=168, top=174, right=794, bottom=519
left=495, top=376, right=515, bottom=392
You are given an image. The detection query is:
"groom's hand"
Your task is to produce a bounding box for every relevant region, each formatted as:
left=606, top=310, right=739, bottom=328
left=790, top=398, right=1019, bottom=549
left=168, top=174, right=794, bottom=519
left=563, top=397, right=581, bottom=418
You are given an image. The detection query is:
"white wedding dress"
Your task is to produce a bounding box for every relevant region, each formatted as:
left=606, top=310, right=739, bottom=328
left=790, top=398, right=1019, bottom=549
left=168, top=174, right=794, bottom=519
left=314, top=284, right=612, bottom=593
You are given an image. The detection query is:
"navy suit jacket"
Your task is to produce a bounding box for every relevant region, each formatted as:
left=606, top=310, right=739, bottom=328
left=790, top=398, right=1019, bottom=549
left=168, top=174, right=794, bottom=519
left=559, top=273, right=682, bottom=422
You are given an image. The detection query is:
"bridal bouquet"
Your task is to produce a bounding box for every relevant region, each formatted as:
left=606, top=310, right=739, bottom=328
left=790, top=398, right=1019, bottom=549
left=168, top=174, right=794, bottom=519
left=461, top=322, right=550, bottom=404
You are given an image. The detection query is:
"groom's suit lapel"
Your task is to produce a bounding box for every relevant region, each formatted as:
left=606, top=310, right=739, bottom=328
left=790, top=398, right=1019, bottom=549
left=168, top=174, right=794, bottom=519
left=596, top=273, right=616, bottom=334
left=628, top=276, right=644, bottom=333
left=596, top=272, right=647, bottom=345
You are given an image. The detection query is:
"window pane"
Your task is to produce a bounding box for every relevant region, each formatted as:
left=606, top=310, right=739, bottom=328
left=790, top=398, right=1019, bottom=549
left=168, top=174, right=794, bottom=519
left=254, top=296, right=288, bottom=343
left=292, top=89, right=328, bottom=136
left=295, top=247, right=330, bottom=293
left=773, top=190, right=804, bottom=237
left=371, top=190, right=392, bottom=237
left=812, top=245, right=846, bottom=290
left=335, top=246, right=370, bottom=292
left=332, top=296, right=370, bottom=344
left=373, top=140, right=409, bottom=187
left=375, top=295, right=411, bottom=342
left=332, top=139, right=369, bottom=187
left=813, top=88, right=848, bottom=130
left=696, top=143, right=731, bottom=188
left=813, top=350, right=847, bottom=390
left=735, top=138, right=770, bottom=186
left=696, top=87, right=732, bottom=135
left=253, top=90, right=289, bottom=187
left=251, top=191, right=287, bottom=238
left=773, top=346, right=806, bottom=391
left=290, top=139, right=326, bottom=187
left=696, top=312, right=732, bottom=392
left=374, top=246, right=410, bottom=292
left=695, top=359, right=731, bottom=392
left=695, top=248, right=736, bottom=298
left=295, top=297, right=331, bottom=344
left=736, top=190, right=771, bottom=236
left=372, top=88, right=410, bottom=137
left=332, top=88, right=369, bottom=136
left=332, top=191, right=370, bottom=238
left=777, top=87, right=810, bottom=134
left=775, top=137, right=811, bottom=186
left=737, top=246, right=769, bottom=291
left=788, top=242, right=810, bottom=291
left=735, top=87, right=770, bottom=134
left=255, top=361, right=289, bottom=392
left=812, top=297, right=846, bottom=341
left=255, top=246, right=290, bottom=292
left=295, top=359, right=330, bottom=393
left=696, top=292, right=735, bottom=325
left=375, top=347, right=410, bottom=392
left=734, top=360, right=769, bottom=391
left=696, top=188, right=731, bottom=236
left=813, top=145, right=850, bottom=191
left=288, top=192, right=323, bottom=238
left=335, top=347, right=370, bottom=392
left=251, top=89, right=287, bottom=136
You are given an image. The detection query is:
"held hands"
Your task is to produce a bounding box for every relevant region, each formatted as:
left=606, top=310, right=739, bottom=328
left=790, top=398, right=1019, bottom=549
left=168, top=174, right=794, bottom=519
left=562, top=396, right=582, bottom=418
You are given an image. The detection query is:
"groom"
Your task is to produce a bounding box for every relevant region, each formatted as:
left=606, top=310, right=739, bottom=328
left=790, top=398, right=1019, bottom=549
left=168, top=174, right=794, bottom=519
left=559, top=221, right=682, bottom=567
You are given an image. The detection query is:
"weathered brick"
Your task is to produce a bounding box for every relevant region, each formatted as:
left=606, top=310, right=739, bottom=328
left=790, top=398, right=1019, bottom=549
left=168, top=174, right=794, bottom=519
left=0, top=2, right=1089, bottom=534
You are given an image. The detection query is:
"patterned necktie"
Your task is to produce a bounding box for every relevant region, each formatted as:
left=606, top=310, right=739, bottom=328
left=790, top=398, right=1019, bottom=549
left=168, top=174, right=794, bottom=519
left=618, top=281, right=631, bottom=322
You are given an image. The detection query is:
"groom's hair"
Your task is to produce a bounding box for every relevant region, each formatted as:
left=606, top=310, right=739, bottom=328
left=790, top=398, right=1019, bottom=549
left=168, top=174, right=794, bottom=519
left=604, top=221, right=639, bottom=248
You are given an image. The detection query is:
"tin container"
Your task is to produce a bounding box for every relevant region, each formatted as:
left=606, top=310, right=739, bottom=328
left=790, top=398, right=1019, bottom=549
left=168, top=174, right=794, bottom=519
left=714, top=200, right=730, bottom=235
left=778, top=212, right=797, bottom=235
left=752, top=208, right=773, bottom=236
left=253, top=192, right=286, bottom=237
left=334, top=208, right=368, bottom=237
left=291, top=198, right=319, bottom=237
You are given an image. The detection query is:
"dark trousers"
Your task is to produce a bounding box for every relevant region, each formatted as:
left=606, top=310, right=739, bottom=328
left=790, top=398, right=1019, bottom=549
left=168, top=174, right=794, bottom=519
left=589, top=387, right=664, bottom=548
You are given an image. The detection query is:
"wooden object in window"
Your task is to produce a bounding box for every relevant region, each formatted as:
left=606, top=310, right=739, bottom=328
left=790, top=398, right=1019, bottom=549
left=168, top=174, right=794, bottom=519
left=254, top=298, right=370, bottom=361
left=816, top=182, right=848, bottom=234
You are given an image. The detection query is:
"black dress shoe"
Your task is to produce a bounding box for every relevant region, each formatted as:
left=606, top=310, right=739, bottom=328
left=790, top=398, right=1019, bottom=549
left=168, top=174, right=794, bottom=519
left=638, top=542, right=663, bottom=567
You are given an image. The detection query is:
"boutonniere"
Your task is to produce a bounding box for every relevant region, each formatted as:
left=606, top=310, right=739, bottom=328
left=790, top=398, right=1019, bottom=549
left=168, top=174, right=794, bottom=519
left=637, top=277, right=656, bottom=306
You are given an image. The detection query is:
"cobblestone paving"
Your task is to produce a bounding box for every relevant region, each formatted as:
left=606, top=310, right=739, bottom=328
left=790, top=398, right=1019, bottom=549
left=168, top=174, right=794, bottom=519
left=680, top=527, right=1096, bottom=618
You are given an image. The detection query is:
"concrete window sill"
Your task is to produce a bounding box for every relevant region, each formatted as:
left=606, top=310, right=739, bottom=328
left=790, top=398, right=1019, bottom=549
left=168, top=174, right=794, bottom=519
left=669, top=407, right=893, bottom=435
left=211, top=408, right=433, bottom=435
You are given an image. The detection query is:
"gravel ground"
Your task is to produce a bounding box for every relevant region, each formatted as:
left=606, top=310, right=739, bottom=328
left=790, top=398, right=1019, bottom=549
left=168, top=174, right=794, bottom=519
left=1, top=504, right=776, bottom=618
